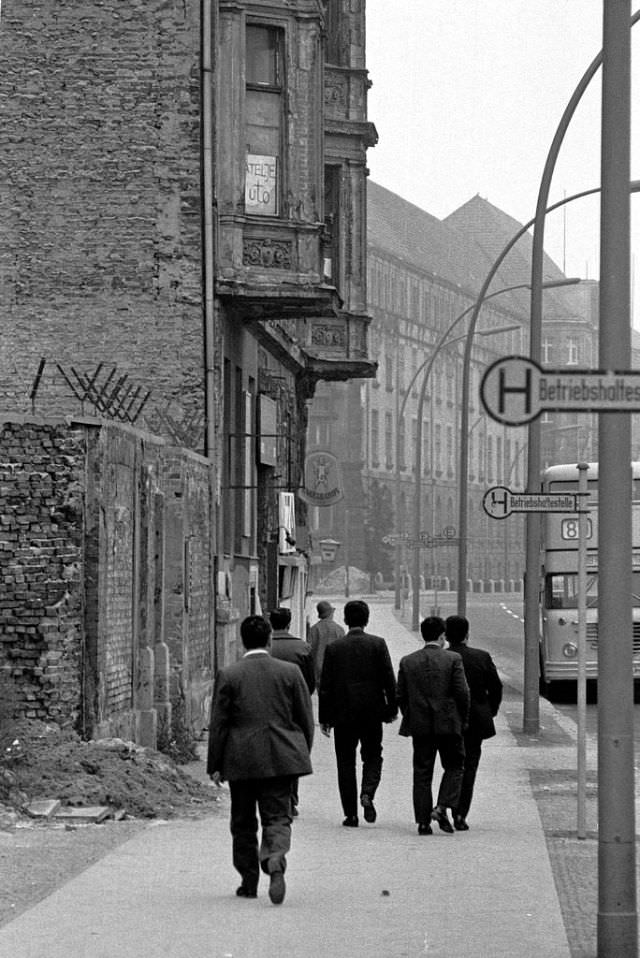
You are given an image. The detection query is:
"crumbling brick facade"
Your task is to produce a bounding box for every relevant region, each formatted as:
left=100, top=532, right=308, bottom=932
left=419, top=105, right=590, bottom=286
left=0, top=419, right=215, bottom=743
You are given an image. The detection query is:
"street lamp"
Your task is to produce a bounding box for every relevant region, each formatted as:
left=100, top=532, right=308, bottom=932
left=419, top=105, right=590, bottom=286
left=456, top=276, right=581, bottom=616
left=408, top=299, right=523, bottom=633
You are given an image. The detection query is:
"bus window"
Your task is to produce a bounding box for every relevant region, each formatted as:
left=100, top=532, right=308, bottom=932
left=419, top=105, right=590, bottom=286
left=545, top=573, right=598, bottom=609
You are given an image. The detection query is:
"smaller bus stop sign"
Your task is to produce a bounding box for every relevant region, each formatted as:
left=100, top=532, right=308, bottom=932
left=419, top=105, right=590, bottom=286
left=483, top=485, right=589, bottom=520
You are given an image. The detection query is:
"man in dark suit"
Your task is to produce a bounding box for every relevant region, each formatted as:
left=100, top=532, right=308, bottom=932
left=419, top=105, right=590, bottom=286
left=207, top=615, right=314, bottom=905
left=269, top=606, right=316, bottom=695
left=397, top=616, right=470, bottom=835
left=445, top=614, right=503, bottom=831
left=318, top=599, right=397, bottom=827
left=268, top=606, right=315, bottom=816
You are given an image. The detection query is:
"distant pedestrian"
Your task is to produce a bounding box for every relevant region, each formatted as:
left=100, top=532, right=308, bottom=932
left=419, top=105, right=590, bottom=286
left=445, top=614, right=503, bottom=831
left=207, top=615, right=314, bottom=905
left=308, top=600, right=345, bottom=686
left=269, top=606, right=315, bottom=815
left=319, top=599, right=397, bottom=827
left=397, top=616, right=470, bottom=836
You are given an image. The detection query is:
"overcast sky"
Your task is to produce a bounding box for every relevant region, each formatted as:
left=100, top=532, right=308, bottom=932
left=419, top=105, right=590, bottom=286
left=366, top=0, right=640, bottom=325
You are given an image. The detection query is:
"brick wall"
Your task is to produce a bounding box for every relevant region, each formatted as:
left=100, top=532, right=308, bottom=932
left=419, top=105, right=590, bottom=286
left=0, top=421, right=85, bottom=727
left=0, top=1, right=206, bottom=451
left=0, top=418, right=216, bottom=742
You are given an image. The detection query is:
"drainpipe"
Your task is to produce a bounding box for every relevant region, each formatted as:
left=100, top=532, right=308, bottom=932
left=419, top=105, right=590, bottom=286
left=201, top=0, right=219, bottom=670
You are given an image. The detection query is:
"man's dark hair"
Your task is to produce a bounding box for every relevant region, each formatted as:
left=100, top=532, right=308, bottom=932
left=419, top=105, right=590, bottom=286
left=240, top=615, right=272, bottom=650
left=269, top=607, right=292, bottom=631
left=445, top=614, right=469, bottom=645
left=344, top=599, right=370, bottom=628
left=420, top=616, right=445, bottom=643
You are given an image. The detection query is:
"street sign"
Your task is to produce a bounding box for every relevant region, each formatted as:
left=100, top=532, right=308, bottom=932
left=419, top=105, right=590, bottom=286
left=382, top=532, right=459, bottom=548
left=480, top=355, right=640, bottom=426
left=483, top=485, right=590, bottom=520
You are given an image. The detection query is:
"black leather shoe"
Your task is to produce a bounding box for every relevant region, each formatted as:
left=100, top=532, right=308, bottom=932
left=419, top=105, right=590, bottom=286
left=269, top=870, right=286, bottom=905
left=417, top=823, right=432, bottom=835
left=236, top=884, right=257, bottom=898
left=454, top=815, right=469, bottom=831
left=342, top=815, right=359, bottom=827
left=360, top=794, right=377, bottom=823
left=431, top=807, right=454, bottom=833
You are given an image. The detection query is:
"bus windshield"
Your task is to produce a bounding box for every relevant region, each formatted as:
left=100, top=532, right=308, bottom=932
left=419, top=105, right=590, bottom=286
left=545, top=572, right=640, bottom=609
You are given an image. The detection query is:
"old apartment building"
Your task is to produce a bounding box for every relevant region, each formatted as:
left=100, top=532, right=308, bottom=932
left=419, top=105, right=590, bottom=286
left=0, top=1, right=375, bottom=739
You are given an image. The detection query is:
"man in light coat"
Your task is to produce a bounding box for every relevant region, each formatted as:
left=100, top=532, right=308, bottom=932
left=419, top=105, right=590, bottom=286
left=397, top=615, right=470, bottom=835
left=207, top=615, right=314, bottom=905
left=308, top=600, right=345, bottom=687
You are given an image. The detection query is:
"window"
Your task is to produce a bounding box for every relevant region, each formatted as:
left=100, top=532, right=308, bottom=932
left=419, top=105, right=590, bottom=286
left=446, top=425, right=454, bottom=476
left=435, top=423, right=442, bottom=474
left=567, top=338, right=578, bottom=365
left=385, top=355, right=393, bottom=391
left=371, top=410, right=379, bottom=466
left=245, top=25, right=284, bottom=216
left=542, top=339, right=553, bottom=364
left=385, top=412, right=393, bottom=469
left=398, top=416, right=406, bottom=469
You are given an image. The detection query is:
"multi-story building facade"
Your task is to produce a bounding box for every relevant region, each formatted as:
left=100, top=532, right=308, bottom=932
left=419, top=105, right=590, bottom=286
left=308, top=183, right=600, bottom=592
left=0, top=1, right=375, bottom=733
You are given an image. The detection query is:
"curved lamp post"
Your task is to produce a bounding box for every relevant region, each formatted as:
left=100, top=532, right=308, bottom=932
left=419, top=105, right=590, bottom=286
left=394, top=284, right=535, bottom=613
left=456, top=274, right=580, bottom=617
left=524, top=7, right=640, bottom=739
left=407, top=287, right=528, bottom=633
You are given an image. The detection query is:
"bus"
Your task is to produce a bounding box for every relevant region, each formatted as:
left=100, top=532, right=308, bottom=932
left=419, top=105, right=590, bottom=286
left=538, top=462, right=640, bottom=697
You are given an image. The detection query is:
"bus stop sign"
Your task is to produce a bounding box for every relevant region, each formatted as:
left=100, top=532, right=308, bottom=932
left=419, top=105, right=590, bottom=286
left=480, top=355, right=640, bottom=426
left=483, top=485, right=589, bottom=520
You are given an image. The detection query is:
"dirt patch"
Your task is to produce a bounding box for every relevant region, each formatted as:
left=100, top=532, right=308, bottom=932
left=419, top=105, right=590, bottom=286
left=1, top=719, right=217, bottom=820
left=0, top=720, right=224, bottom=928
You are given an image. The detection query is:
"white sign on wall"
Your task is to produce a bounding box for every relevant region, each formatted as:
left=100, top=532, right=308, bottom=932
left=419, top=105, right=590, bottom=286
left=245, top=154, right=277, bottom=215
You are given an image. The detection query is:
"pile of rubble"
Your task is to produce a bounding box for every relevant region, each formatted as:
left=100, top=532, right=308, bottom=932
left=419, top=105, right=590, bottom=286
left=0, top=720, right=219, bottom=829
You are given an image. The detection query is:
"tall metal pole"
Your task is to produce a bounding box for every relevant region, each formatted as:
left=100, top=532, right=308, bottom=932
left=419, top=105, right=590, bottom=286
left=576, top=462, right=588, bottom=841
left=597, top=4, right=636, bottom=954
left=525, top=7, right=640, bottom=736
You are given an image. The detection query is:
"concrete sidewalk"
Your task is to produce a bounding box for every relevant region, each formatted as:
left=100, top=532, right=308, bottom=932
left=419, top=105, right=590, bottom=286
left=0, top=603, right=570, bottom=958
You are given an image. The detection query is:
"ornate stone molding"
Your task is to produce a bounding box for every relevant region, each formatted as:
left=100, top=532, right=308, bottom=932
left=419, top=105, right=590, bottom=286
left=243, top=238, right=293, bottom=270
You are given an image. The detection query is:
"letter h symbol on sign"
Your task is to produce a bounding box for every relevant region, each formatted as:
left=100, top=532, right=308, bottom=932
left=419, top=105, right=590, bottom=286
left=490, top=488, right=509, bottom=518
left=498, top=366, right=532, bottom=416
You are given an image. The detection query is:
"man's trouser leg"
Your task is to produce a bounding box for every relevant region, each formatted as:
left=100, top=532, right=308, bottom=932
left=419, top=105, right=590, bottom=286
left=333, top=725, right=359, bottom=818
left=411, top=736, right=438, bottom=823
left=456, top=733, right=482, bottom=819
left=229, top=780, right=260, bottom=890
left=435, top=734, right=466, bottom=810
left=359, top=721, right=384, bottom=800
left=257, top=775, right=295, bottom=876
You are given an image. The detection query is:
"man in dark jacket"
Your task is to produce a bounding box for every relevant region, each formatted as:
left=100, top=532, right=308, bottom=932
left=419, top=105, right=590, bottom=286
left=319, top=599, right=397, bottom=827
left=268, top=606, right=315, bottom=816
left=445, top=614, right=503, bottom=831
left=208, top=615, right=314, bottom=905
left=268, top=606, right=315, bottom=695
left=397, top=616, right=470, bottom=835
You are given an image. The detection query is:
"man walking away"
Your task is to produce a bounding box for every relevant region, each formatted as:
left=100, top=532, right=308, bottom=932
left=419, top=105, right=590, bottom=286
left=269, top=606, right=315, bottom=815
left=319, top=599, right=397, bottom=827
left=269, top=607, right=316, bottom=695
left=308, top=600, right=345, bottom=687
left=207, top=615, right=314, bottom=905
left=397, top=616, right=470, bottom=836
left=445, top=614, right=503, bottom=831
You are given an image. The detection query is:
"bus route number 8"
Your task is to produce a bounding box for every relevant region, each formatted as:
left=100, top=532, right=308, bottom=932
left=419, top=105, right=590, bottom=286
left=561, top=517, right=592, bottom=540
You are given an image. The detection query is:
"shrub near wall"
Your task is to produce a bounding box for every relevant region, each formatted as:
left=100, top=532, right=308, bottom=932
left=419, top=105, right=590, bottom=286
left=0, top=420, right=85, bottom=728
